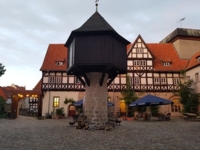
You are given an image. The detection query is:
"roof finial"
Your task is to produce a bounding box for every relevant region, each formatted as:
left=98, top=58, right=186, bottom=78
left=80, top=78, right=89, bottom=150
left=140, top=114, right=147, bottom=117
left=95, top=0, right=99, bottom=12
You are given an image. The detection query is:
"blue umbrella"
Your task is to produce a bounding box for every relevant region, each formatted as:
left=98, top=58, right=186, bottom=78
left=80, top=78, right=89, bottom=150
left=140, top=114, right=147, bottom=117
left=129, top=95, right=173, bottom=107
left=73, top=99, right=114, bottom=107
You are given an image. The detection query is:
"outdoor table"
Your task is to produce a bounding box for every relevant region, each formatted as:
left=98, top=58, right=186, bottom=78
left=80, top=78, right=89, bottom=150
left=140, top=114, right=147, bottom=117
left=187, top=113, right=196, bottom=120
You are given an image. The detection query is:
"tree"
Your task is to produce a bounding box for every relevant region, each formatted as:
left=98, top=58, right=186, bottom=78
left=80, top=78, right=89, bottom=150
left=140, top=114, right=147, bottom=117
left=120, top=75, right=138, bottom=117
left=0, top=63, right=6, bottom=77
left=0, top=96, right=6, bottom=113
left=177, top=71, right=199, bottom=113
left=64, top=97, right=75, bottom=104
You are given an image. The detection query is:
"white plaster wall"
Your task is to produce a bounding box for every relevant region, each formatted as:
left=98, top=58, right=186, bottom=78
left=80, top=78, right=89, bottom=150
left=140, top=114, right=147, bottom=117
left=186, top=66, right=200, bottom=93
left=42, top=91, right=80, bottom=117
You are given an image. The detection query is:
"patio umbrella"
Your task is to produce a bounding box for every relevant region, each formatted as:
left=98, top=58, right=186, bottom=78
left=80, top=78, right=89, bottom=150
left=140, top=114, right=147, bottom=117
left=129, top=95, right=173, bottom=107
left=129, top=95, right=173, bottom=121
left=73, top=99, right=114, bottom=107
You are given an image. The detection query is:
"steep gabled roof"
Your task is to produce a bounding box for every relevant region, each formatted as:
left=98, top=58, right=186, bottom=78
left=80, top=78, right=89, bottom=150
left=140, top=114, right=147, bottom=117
left=147, top=43, right=188, bottom=71
left=40, top=44, right=67, bottom=71
left=186, top=51, right=200, bottom=70
left=127, top=35, right=155, bottom=59
left=65, top=11, right=130, bottom=47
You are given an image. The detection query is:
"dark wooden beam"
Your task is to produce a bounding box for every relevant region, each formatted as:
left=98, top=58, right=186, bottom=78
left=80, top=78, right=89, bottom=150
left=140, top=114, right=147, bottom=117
left=107, top=73, right=118, bottom=86
left=99, top=72, right=106, bottom=86
left=83, top=73, right=90, bottom=86
left=99, top=65, right=112, bottom=86
left=76, top=75, right=86, bottom=87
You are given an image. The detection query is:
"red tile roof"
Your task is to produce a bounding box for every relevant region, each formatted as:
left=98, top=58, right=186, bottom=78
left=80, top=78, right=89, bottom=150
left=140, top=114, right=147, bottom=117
left=186, top=51, right=200, bottom=70
left=147, top=43, right=188, bottom=71
left=40, top=44, right=67, bottom=71
left=0, top=87, right=7, bottom=99
left=33, top=79, right=42, bottom=91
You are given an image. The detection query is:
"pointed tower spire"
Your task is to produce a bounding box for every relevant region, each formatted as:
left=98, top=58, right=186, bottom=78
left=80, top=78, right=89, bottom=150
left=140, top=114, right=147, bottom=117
left=96, top=3, right=98, bottom=12
left=95, top=0, right=99, bottom=12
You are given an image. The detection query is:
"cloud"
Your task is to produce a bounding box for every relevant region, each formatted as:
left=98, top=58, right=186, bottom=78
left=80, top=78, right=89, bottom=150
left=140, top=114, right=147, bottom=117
left=0, top=0, right=200, bottom=89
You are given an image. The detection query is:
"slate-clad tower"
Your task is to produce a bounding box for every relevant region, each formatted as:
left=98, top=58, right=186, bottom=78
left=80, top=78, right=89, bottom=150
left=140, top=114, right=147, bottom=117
left=65, top=5, right=130, bottom=125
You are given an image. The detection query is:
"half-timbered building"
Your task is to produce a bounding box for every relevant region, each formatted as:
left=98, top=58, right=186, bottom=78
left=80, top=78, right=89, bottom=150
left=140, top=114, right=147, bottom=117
left=38, top=28, right=200, bottom=117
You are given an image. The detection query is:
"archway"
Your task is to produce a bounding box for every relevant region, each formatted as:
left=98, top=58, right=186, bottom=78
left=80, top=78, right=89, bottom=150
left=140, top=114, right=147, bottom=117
left=68, top=105, right=76, bottom=117
left=119, top=100, right=126, bottom=117
left=171, top=98, right=182, bottom=115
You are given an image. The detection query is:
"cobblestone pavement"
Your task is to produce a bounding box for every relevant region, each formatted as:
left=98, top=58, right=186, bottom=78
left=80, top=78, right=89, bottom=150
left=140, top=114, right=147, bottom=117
left=0, top=116, right=200, bottom=150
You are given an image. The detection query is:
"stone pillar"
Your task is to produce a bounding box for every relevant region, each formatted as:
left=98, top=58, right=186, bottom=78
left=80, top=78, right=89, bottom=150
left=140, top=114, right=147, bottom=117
left=84, top=72, right=108, bottom=125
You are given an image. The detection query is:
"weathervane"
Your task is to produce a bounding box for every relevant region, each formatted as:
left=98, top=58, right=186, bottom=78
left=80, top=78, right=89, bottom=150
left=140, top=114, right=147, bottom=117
left=95, top=0, right=99, bottom=11
left=177, top=17, right=186, bottom=28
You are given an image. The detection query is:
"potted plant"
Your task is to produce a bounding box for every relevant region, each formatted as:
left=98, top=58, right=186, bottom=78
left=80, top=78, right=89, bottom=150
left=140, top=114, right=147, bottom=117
left=56, top=107, right=64, bottom=119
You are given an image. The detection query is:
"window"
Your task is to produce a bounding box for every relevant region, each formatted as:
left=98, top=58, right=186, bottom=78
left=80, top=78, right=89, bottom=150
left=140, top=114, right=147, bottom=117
left=55, top=61, right=64, bottom=66
left=134, top=60, right=146, bottom=66
left=53, top=97, right=59, bottom=107
left=160, top=78, right=166, bottom=84
left=173, top=78, right=180, bottom=85
left=196, top=56, right=200, bottom=62
left=186, top=76, right=190, bottom=81
left=154, top=78, right=160, bottom=84
left=163, top=62, right=171, bottom=66
left=75, top=77, right=81, bottom=84
left=133, top=77, right=140, bottom=85
left=136, top=48, right=143, bottom=53
left=49, top=76, right=62, bottom=83
left=195, top=73, right=199, bottom=82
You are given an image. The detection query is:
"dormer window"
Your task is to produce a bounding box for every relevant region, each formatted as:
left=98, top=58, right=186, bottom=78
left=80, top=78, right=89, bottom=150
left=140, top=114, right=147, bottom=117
left=55, top=61, right=64, bottom=66
left=196, top=56, right=200, bottom=62
left=163, top=62, right=171, bottom=66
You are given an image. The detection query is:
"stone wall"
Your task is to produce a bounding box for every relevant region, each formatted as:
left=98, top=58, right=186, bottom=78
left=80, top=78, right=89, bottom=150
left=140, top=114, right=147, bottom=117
left=84, top=73, right=108, bottom=125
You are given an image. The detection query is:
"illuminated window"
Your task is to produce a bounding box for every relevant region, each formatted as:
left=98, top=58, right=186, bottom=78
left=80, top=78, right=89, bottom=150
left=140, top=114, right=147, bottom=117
left=107, top=97, right=111, bottom=102
left=53, top=97, right=59, bottom=107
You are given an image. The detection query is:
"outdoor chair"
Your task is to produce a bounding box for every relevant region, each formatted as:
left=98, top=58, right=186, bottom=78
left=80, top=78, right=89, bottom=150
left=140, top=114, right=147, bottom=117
left=164, top=113, right=171, bottom=120
left=115, top=118, right=121, bottom=126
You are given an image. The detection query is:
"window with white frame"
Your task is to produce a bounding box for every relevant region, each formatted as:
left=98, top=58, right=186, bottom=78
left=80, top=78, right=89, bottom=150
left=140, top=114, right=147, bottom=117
left=173, top=78, right=180, bottom=85
left=195, top=73, right=199, bottom=82
left=154, top=78, right=160, bottom=84
left=55, top=61, right=64, bottom=66
left=134, top=60, right=146, bottom=66
left=196, top=56, right=200, bottom=62
left=49, top=76, right=62, bottom=83
left=133, top=77, right=140, bottom=85
left=160, top=78, right=167, bottom=84
left=163, top=62, right=171, bottom=66
left=136, top=48, right=143, bottom=53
